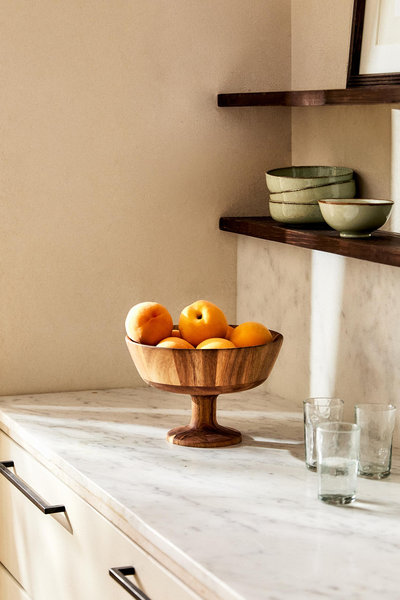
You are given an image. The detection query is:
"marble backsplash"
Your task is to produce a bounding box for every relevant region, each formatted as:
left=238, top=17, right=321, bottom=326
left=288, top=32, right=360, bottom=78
left=237, top=235, right=400, bottom=438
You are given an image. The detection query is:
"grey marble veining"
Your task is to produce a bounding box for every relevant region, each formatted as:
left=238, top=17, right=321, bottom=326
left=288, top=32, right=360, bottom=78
left=1, top=388, right=400, bottom=600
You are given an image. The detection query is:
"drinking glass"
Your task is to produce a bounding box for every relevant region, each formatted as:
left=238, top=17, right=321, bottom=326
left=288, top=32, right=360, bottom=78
left=316, top=422, right=360, bottom=505
left=303, top=398, right=344, bottom=471
left=354, top=403, right=396, bottom=479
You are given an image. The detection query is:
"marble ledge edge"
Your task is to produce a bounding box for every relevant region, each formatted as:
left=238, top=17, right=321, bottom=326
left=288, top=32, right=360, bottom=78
left=0, top=409, right=240, bottom=600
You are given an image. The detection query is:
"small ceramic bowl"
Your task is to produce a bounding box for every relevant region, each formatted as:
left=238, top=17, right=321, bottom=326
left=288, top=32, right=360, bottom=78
left=269, top=179, right=356, bottom=205
left=266, top=166, right=353, bottom=193
left=318, top=199, right=394, bottom=238
left=269, top=200, right=325, bottom=224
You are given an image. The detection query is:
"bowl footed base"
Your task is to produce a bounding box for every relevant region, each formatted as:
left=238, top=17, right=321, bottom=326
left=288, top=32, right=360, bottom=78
left=167, top=395, right=242, bottom=448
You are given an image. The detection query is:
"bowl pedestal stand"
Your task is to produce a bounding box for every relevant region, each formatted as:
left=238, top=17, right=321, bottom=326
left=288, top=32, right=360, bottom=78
left=166, top=395, right=242, bottom=448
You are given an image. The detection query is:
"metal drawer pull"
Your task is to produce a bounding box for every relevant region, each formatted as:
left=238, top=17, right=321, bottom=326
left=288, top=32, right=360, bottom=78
left=109, top=567, right=152, bottom=600
left=0, top=461, right=65, bottom=514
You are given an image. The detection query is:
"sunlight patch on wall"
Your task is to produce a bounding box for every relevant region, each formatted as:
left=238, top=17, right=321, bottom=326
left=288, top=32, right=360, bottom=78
left=309, top=250, right=346, bottom=397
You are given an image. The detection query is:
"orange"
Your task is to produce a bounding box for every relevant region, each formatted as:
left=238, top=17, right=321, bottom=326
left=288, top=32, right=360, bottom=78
left=230, top=321, right=273, bottom=347
left=157, top=337, right=194, bottom=349
left=225, top=325, right=235, bottom=340
left=171, top=329, right=182, bottom=338
left=125, top=302, right=173, bottom=346
left=179, top=300, right=228, bottom=347
left=197, top=338, right=236, bottom=350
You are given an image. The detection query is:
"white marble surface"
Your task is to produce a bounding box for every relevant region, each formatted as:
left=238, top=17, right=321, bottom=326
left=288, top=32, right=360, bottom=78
left=1, top=387, right=400, bottom=600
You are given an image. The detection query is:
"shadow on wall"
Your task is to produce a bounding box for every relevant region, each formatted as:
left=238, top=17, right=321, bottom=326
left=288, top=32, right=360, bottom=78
left=237, top=236, right=313, bottom=404
left=333, top=258, right=400, bottom=432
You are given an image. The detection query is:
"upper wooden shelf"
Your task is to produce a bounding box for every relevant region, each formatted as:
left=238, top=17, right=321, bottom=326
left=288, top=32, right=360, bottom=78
left=218, top=86, right=400, bottom=107
left=219, top=217, right=400, bottom=268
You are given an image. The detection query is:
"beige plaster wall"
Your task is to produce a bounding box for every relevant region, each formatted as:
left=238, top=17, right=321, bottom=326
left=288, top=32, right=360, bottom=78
left=0, top=0, right=291, bottom=394
left=291, top=0, right=353, bottom=90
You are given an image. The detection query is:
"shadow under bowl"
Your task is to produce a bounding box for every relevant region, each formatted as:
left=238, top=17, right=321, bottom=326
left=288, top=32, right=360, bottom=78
left=318, top=198, right=394, bottom=238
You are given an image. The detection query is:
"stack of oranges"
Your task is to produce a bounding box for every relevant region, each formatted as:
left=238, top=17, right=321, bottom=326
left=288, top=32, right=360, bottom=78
left=125, top=300, right=273, bottom=350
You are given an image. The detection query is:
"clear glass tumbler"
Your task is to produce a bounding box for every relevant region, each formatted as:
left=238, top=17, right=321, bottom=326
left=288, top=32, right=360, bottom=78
left=316, top=422, right=360, bottom=505
left=354, top=403, right=396, bottom=479
left=303, top=398, right=344, bottom=471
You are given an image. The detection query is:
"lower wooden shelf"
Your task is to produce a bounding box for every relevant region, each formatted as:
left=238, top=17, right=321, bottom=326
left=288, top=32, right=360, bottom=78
left=219, top=216, right=400, bottom=268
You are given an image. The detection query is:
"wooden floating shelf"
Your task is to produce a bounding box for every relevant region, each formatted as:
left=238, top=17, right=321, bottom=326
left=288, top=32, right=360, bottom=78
left=219, top=217, right=400, bottom=268
left=218, top=86, right=400, bottom=107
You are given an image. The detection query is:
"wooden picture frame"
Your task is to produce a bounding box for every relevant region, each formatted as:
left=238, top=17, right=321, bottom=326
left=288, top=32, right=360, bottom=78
left=347, top=0, right=400, bottom=87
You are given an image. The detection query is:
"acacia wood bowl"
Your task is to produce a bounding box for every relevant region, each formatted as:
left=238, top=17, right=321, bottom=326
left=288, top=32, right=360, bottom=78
left=126, top=328, right=283, bottom=448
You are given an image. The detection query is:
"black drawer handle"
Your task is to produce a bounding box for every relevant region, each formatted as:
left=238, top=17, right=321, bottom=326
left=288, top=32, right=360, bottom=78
left=110, top=567, right=152, bottom=600
left=0, top=461, right=65, bottom=515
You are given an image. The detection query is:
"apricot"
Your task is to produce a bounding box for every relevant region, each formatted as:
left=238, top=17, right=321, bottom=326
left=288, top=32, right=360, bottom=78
left=197, top=338, right=236, bottom=350
left=225, top=325, right=235, bottom=340
left=171, top=329, right=182, bottom=338
left=157, top=337, right=194, bottom=349
left=179, top=300, right=228, bottom=347
left=125, top=302, right=173, bottom=346
left=230, top=321, right=273, bottom=348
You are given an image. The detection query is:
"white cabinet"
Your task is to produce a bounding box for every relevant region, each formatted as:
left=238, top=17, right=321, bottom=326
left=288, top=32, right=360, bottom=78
left=0, top=431, right=202, bottom=600
left=0, top=563, right=32, bottom=600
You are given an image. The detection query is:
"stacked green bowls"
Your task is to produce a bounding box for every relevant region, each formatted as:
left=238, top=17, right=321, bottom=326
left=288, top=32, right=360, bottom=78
left=266, top=166, right=355, bottom=224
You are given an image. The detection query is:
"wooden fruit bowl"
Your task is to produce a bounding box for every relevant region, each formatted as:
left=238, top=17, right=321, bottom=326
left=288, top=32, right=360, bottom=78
left=126, top=329, right=283, bottom=448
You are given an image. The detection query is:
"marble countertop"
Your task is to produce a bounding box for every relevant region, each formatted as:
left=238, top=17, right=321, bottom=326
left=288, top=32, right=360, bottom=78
left=0, top=388, right=399, bottom=600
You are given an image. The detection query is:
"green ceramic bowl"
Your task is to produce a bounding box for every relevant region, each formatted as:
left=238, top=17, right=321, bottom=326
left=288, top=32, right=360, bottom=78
left=318, top=199, right=394, bottom=238
left=266, top=166, right=353, bottom=193
left=269, top=200, right=325, bottom=224
left=269, top=179, right=356, bottom=205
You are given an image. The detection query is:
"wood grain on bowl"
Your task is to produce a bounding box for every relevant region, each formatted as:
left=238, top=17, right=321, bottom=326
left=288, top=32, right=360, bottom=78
left=125, top=330, right=283, bottom=395
left=125, top=330, right=283, bottom=448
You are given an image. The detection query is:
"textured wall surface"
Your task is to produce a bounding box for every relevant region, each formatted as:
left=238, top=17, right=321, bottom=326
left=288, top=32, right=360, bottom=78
left=0, top=0, right=291, bottom=394
left=238, top=237, right=400, bottom=432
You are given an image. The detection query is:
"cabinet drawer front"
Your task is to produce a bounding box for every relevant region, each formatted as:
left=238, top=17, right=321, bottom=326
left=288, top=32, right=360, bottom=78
left=0, top=563, right=32, bottom=600
left=0, top=432, right=201, bottom=600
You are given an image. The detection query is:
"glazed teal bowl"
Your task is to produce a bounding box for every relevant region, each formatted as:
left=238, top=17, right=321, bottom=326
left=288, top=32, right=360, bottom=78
left=269, top=200, right=325, bottom=224
left=269, top=179, right=356, bottom=205
left=318, top=199, right=394, bottom=238
left=266, top=166, right=353, bottom=193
